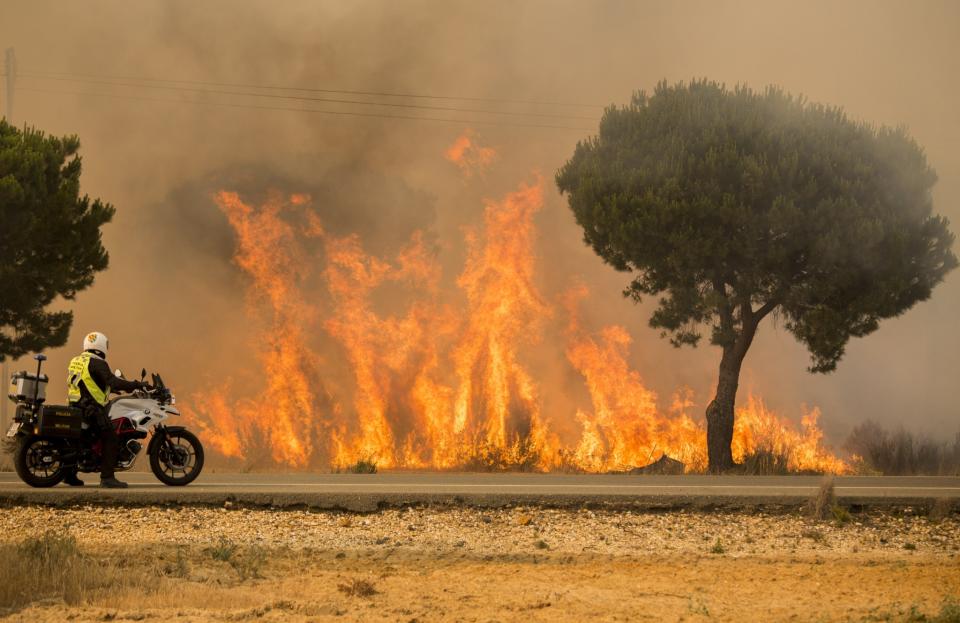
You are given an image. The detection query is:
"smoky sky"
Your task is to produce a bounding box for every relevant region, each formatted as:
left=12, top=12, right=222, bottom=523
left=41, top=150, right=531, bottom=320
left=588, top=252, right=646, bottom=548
left=1, top=0, right=958, bottom=447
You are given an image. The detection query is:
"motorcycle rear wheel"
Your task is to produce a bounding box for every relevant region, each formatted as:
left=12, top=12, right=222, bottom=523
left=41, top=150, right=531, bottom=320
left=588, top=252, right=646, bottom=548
left=149, top=430, right=204, bottom=486
left=14, top=436, right=66, bottom=488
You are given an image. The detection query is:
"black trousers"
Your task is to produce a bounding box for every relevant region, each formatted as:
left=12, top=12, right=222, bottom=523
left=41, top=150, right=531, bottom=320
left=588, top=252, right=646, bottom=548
left=71, top=401, right=119, bottom=479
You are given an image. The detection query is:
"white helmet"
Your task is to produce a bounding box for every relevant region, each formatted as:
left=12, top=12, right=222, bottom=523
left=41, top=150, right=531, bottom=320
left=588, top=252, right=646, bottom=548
left=83, top=331, right=109, bottom=356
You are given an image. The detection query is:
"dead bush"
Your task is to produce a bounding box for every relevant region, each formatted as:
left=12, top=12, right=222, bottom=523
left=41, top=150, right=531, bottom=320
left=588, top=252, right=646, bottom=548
left=809, top=476, right=835, bottom=520
left=338, top=578, right=378, bottom=598
left=161, top=546, right=190, bottom=579
left=229, top=545, right=267, bottom=581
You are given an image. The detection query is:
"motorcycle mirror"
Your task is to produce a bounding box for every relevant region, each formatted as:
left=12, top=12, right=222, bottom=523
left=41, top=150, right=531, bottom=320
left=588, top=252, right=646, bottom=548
left=34, top=354, right=47, bottom=362
left=141, top=368, right=147, bottom=381
left=114, top=369, right=124, bottom=378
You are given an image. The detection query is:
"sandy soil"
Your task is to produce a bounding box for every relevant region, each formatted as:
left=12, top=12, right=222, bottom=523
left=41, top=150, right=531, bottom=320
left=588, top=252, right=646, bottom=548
left=0, top=505, right=957, bottom=622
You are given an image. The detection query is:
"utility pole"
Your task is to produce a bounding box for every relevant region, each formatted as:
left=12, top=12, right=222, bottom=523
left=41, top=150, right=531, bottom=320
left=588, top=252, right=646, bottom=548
left=1, top=47, right=12, bottom=441
left=0, top=48, right=17, bottom=444
left=4, top=47, right=15, bottom=122
left=1, top=360, right=7, bottom=437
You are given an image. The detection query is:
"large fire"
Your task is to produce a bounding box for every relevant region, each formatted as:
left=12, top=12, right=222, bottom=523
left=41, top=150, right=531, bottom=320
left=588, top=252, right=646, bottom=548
left=188, top=132, right=848, bottom=474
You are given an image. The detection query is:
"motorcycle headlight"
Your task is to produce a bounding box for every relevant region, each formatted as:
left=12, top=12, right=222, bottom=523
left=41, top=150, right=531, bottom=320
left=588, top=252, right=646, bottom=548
left=170, top=395, right=176, bottom=405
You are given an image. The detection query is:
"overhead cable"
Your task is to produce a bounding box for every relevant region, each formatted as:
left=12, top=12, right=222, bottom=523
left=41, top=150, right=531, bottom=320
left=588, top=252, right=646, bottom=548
left=15, top=86, right=595, bottom=132
left=15, top=73, right=600, bottom=121
left=19, top=69, right=605, bottom=109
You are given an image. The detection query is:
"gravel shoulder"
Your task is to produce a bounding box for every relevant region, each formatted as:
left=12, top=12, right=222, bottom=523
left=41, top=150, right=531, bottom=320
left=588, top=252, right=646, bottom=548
left=0, top=506, right=957, bottom=622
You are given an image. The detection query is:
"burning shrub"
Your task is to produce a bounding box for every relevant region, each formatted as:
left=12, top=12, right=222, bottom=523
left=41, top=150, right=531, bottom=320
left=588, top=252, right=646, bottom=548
left=344, top=458, right=378, bottom=474
left=460, top=438, right=542, bottom=472
left=739, top=449, right=790, bottom=475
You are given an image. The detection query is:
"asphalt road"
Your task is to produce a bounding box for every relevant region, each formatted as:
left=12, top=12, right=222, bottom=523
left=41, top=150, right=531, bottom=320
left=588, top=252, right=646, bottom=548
left=0, top=472, right=956, bottom=511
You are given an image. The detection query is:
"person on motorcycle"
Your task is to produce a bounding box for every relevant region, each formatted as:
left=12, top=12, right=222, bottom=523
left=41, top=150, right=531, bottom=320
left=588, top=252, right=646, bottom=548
left=65, top=331, right=147, bottom=488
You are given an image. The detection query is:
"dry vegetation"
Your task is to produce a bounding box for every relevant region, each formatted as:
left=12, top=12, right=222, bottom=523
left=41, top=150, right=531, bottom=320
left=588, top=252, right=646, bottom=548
left=0, top=502, right=955, bottom=622
left=846, top=422, right=960, bottom=476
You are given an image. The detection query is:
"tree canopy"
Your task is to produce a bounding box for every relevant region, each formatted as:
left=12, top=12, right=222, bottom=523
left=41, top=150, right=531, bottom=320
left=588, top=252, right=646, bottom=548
left=0, top=119, right=114, bottom=361
left=556, top=80, right=957, bottom=470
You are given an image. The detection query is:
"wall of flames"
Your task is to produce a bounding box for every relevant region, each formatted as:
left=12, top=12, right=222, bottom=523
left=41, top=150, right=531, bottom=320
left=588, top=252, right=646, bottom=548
left=186, top=132, right=848, bottom=474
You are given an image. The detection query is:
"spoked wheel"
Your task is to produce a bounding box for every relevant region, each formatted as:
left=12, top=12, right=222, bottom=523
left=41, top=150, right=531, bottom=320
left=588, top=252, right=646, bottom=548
left=150, top=429, right=204, bottom=486
left=14, top=436, right=66, bottom=488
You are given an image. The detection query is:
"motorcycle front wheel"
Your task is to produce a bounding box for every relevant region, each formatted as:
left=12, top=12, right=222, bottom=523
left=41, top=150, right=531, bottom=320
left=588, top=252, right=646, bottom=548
left=149, top=429, right=204, bottom=486
left=14, top=436, right=66, bottom=488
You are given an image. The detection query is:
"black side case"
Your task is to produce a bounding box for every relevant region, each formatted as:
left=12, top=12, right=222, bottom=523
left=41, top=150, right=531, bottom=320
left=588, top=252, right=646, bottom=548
left=35, top=405, right=83, bottom=438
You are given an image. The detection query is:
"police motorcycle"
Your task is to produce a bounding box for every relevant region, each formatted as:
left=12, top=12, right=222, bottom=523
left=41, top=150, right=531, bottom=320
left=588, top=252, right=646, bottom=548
left=5, top=355, right=204, bottom=487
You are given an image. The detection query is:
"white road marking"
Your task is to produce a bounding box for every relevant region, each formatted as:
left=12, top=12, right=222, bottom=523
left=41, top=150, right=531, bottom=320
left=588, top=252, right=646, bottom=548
left=54, top=482, right=960, bottom=492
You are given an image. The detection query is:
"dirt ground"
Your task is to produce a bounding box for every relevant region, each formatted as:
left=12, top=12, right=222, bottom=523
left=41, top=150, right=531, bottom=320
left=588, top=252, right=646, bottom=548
left=0, top=505, right=957, bottom=622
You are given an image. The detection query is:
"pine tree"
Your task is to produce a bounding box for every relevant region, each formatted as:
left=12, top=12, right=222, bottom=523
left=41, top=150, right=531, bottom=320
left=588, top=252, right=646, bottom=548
left=0, top=120, right=114, bottom=360
left=556, top=80, right=957, bottom=471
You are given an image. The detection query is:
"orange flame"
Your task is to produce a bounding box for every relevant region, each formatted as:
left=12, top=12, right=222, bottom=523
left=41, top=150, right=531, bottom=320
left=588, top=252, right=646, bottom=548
left=186, top=191, right=332, bottom=468
left=732, top=395, right=849, bottom=473
left=187, top=165, right=848, bottom=474
left=452, top=178, right=552, bottom=460
left=560, top=283, right=707, bottom=472
left=445, top=129, right=496, bottom=178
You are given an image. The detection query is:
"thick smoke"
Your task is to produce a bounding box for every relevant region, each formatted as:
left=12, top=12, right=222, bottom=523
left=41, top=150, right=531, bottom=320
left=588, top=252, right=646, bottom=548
left=1, top=0, right=958, bottom=450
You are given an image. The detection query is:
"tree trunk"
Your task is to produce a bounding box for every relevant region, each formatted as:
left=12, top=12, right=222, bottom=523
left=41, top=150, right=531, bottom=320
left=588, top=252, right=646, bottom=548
left=706, top=346, right=745, bottom=473
left=704, top=291, right=776, bottom=472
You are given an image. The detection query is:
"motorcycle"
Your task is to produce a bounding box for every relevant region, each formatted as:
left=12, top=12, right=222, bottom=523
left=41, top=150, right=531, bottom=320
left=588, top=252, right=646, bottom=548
left=5, top=354, right=204, bottom=487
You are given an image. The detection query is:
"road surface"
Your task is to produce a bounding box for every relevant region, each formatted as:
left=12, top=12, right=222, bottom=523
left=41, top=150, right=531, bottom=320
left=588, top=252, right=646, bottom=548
left=0, top=472, right=956, bottom=510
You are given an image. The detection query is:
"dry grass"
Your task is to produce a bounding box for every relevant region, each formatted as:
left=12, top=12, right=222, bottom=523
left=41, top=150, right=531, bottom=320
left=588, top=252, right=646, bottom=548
left=801, top=528, right=827, bottom=543
left=0, top=509, right=956, bottom=621
left=0, top=530, right=154, bottom=612
left=337, top=578, right=378, bottom=598
left=0, top=438, right=15, bottom=472
left=928, top=598, right=960, bottom=623
left=204, top=537, right=266, bottom=580
left=740, top=449, right=791, bottom=475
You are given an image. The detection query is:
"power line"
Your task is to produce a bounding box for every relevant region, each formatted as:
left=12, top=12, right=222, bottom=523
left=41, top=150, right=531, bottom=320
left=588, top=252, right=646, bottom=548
left=16, top=86, right=595, bottom=132
left=20, top=68, right=605, bottom=110
left=15, top=73, right=596, bottom=122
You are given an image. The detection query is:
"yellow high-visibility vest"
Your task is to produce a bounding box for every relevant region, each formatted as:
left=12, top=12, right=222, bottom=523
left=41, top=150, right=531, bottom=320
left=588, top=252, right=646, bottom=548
left=67, top=352, right=108, bottom=406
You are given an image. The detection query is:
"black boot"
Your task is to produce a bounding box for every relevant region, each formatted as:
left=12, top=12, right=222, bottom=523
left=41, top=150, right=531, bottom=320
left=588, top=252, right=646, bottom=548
left=100, top=476, right=128, bottom=489
left=63, top=472, right=84, bottom=487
